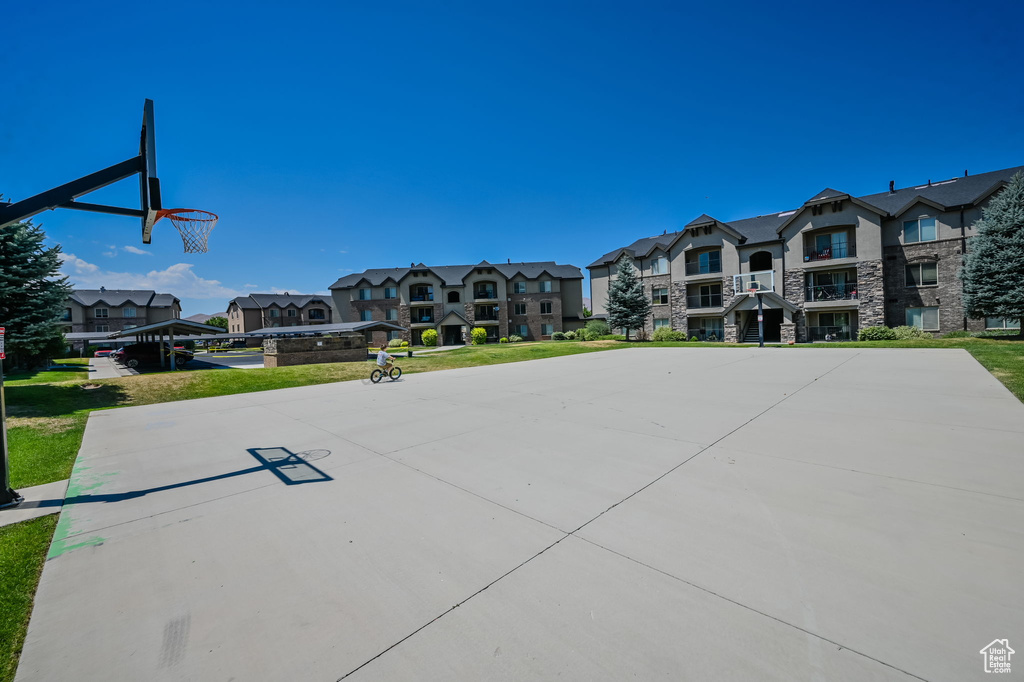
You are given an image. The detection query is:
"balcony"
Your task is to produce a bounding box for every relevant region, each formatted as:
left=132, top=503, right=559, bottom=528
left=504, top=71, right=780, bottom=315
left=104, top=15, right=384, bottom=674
left=685, top=260, right=722, bottom=276
left=805, top=283, right=858, bottom=302
left=411, top=313, right=434, bottom=324
left=807, top=326, right=852, bottom=342
left=686, top=294, right=723, bottom=308
left=473, top=292, right=498, bottom=301
left=410, top=294, right=434, bottom=302
left=803, top=244, right=855, bottom=262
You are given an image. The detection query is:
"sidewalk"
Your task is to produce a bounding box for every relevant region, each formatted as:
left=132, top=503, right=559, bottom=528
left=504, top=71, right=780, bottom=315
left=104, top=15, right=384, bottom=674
left=87, top=356, right=135, bottom=379
left=0, top=480, right=67, bottom=528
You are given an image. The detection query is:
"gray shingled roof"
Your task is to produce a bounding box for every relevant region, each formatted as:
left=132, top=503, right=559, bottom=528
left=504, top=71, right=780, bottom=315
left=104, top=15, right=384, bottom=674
left=230, top=294, right=329, bottom=310
left=589, top=165, right=1024, bottom=267
left=69, top=289, right=179, bottom=308
left=330, top=261, right=583, bottom=289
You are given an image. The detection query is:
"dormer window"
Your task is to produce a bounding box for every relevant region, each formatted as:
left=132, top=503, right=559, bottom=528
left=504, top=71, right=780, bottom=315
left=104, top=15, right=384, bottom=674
left=651, top=257, right=667, bottom=275
left=358, top=288, right=371, bottom=300
left=513, top=282, right=527, bottom=294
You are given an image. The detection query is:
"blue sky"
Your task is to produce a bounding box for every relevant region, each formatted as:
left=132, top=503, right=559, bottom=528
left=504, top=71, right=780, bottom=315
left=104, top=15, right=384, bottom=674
left=4, top=0, right=1022, bottom=316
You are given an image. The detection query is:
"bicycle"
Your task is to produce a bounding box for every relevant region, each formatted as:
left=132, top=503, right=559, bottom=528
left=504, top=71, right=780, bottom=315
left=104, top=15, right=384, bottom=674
left=370, top=363, right=402, bottom=383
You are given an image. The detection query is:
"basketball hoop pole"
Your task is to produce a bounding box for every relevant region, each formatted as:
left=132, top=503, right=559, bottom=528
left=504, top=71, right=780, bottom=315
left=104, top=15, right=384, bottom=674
left=757, top=292, right=764, bottom=348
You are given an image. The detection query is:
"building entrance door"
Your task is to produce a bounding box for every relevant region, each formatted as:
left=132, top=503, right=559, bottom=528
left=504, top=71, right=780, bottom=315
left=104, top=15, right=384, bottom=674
left=442, top=325, right=463, bottom=346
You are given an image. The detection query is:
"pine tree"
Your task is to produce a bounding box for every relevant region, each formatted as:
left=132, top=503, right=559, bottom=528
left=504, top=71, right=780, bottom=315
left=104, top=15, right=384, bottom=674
left=0, top=220, right=71, bottom=367
left=961, top=172, right=1024, bottom=331
left=606, top=254, right=652, bottom=340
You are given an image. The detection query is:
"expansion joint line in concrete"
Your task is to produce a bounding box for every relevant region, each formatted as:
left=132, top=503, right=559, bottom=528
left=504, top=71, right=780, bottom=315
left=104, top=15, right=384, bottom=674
left=336, top=353, right=890, bottom=681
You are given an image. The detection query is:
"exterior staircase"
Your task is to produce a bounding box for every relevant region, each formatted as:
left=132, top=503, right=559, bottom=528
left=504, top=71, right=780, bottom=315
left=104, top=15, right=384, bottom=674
left=741, top=318, right=761, bottom=343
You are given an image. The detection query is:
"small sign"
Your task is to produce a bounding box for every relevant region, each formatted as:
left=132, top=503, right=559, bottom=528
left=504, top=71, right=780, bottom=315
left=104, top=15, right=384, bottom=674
left=0, top=327, right=5, bottom=360
left=316, top=341, right=323, bottom=347
left=757, top=315, right=763, bottom=323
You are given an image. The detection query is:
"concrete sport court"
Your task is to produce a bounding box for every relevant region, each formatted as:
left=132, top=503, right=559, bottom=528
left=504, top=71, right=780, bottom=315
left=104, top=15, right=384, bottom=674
left=16, top=348, right=1024, bottom=681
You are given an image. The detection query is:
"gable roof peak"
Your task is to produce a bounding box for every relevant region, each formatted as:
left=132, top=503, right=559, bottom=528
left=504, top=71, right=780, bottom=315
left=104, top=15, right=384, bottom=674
left=807, top=188, right=850, bottom=203
left=685, top=213, right=717, bottom=227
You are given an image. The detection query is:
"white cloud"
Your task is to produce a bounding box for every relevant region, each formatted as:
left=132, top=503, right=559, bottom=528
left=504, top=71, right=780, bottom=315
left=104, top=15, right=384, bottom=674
left=103, top=250, right=117, bottom=258
left=60, top=253, right=245, bottom=300
left=339, top=250, right=348, bottom=254
left=243, top=283, right=259, bottom=290
left=123, top=245, right=151, bottom=255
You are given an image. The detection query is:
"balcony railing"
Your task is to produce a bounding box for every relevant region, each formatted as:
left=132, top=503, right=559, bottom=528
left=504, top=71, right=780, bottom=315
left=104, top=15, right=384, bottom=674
left=685, top=260, right=722, bottom=276
left=410, top=294, right=433, bottom=302
left=474, top=292, right=498, bottom=300
left=686, top=294, right=723, bottom=308
left=805, top=283, right=858, bottom=302
left=412, top=314, right=433, bottom=323
left=475, top=313, right=500, bottom=321
left=732, top=270, right=775, bottom=293
left=803, top=244, right=855, bottom=262
left=807, top=326, right=852, bottom=342
left=691, top=329, right=724, bottom=342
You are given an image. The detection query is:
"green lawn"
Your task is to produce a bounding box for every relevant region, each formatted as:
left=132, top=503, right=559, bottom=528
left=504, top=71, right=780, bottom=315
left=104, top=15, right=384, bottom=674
left=0, top=515, right=57, bottom=682
left=0, top=337, right=1022, bottom=680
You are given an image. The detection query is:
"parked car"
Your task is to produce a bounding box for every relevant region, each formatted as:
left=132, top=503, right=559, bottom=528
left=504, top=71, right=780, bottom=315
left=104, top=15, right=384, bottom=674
left=112, top=342, right=193, bottom=369
left=93, top=349, right=114, bottom=358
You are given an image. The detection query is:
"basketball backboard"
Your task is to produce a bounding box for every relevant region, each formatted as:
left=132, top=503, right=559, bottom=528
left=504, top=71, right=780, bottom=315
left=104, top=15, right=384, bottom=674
left=140, top=99, right=162, bottom=243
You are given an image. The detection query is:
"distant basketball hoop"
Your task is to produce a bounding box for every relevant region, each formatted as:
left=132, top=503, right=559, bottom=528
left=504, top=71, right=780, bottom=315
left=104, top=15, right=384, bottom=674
left=157, top=209, right=218, bottom=253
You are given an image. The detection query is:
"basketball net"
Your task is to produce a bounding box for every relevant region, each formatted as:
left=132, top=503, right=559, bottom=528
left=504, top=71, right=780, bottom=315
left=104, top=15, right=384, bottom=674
left=157, top=209, right=218, bottom=253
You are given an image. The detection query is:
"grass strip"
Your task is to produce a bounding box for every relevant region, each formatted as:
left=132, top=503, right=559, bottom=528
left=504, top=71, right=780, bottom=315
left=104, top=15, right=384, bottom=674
left=0, top=515, right=58, bottom=682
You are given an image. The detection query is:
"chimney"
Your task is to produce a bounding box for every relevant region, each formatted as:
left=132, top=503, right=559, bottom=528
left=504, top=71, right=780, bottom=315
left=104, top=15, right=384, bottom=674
left=507, top=258, right=510, bottom=264
left=100, top=286, right=106, bottom=292
left=965, top=169, right=969, bottom=177
left=928, top=179, right=932, bottom=186
left=888, top=181, right=894, bottom=194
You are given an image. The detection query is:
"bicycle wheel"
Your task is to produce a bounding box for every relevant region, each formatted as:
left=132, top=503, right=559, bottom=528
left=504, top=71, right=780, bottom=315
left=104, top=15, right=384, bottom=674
left=389, top=366, right=403, bottom=380
left=370, top=369, right=384, bottom=383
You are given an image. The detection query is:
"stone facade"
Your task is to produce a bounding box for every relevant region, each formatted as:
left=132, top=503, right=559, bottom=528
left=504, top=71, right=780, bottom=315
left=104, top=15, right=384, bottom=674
left=781, top=322, right=796, bottom=344
left=263, top=335, right=366, bottom=367
left=882, top=240, right=977, bottom=334
left=669, top=280, right=688, bottom=336
left=642, top=275, right=672, bottom=333
left=857, top=259, right=885, bottom=328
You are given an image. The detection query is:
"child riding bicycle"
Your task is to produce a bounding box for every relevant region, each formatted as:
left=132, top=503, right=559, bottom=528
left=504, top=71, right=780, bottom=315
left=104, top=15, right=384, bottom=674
left=376, top=345, right=395, bottom=372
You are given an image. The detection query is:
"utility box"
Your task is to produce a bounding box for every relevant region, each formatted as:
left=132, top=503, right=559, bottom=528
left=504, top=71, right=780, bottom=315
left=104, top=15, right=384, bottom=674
left=263, top=334, right=366, bottom=367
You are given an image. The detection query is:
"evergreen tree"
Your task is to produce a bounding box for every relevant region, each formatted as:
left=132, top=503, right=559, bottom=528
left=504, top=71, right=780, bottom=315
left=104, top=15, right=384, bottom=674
left=606, top=254, right=651, bottom=340
left=961, top=172, right=1024, bottom=330
left=0, top=220, right=71, bottom=367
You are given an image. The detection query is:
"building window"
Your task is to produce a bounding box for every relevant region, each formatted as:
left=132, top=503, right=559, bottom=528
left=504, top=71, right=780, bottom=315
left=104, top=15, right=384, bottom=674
left=384, top=287, right=397, bottom=299
left=904, top=218, right=937, bottom=243
left=651, top=257, right=667, bottom=275
left=986, top=317, right=1021, bottom=330
left=360, top=310, right=372, bottom=322
left=540, top=301, right=552, bottom=314
left=62, top=308, right=72, bottom=321
left=539, top=280, right=552, bottom=293
left=447, top=291, right=460, bottom=303
left=697, top=318, right=724, bottom=340
left=906, top=263, right=938, bottom=287
left=474, top=282, right=497, bottom=299
left=123, top=307, right=136, bottom=318
left=688, top=250, right=721, bottom=275
left=513, top=303, right=527, bottom=315
left=388, top=330, right=401, bottom=341
left=358, top=288, right=371, bottom=300
left=818, top=312, right=850, bottom=328
left=95, top=325, right=109, bottom=332
left=541, top=324, right=553, bottom=336
left=364, top=331, right=374, bottom=344
left=308, top=309, right=326, bottom=320
left=94, top=308, right=108, bottom=318
left=386, top=309, right=398, bottom=321
left=906, top=307, right=939, bottom=331
left=652, top=288, right=669, bottom=305
left=516, top=324, right=529, bottom=337
left=287, top=308, right=297, bottom=317
left=653, top=318, right=670, bottom=329
left=513, top=282, right=527, bottom=294
left=411, top=285, right=433, bottom=301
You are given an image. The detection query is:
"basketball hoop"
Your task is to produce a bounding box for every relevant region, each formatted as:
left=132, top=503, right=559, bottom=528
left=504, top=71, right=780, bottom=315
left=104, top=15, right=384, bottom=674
left=156, top=209, right=218, bottom=253
left=748, top=288, right=759, bottom=298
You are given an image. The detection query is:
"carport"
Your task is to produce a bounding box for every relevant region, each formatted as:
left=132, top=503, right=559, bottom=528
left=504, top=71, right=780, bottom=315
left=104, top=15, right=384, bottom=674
left=247, top=321, right=406, bottom=338
left=107, top=319, right=228, bottom=370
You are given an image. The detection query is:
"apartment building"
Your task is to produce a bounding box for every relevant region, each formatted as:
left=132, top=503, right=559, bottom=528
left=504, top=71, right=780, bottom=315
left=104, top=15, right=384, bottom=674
left=61, top=288, right=181, bottom=345
left=330, top=261, right=585, bottom=346
left=589, top=165, right=1024, bottom=342
left=226, top=294, right=333, bottom=334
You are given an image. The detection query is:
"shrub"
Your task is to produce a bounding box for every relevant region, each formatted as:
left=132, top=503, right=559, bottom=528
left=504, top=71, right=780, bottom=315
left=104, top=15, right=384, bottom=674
left=421, top=328, right=438, bottom=346
left=401, top=340, right=409, bottom=347
left=387, top=338, right=404, bottom=348
left=584, top=319, right=610, bottom=336
left=689, top=336, right=699, bottom=342
left=508, top=334, right=523, bottom=343
left=652, top=327, right=686, bottom=342
left=551, top=331, right=566, bottom=340
left=471, top=327, right=488, bottom=345
left=858, top=325, right=897, bottom=341
left=86, top=345, right=99, bottom=357
left=599, top=334, right=626, bottom=341
left=499, top=337, right=508, bottom=343
left=942, top=330, right=972, bottom=338
left=892, top=325, right=927, bottom=340
left=563, top=330, right=576, bottom=340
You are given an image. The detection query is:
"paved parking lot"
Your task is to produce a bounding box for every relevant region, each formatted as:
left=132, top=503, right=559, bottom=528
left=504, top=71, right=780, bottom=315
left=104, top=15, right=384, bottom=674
left=16, top=348, right=1024, bottom=681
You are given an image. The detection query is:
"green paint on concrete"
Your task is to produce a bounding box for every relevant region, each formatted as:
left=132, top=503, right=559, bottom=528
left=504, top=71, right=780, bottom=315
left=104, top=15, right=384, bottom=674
left=47, top=534, right=106, bottom=560
left=46, top=458, right=119, bottom=560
